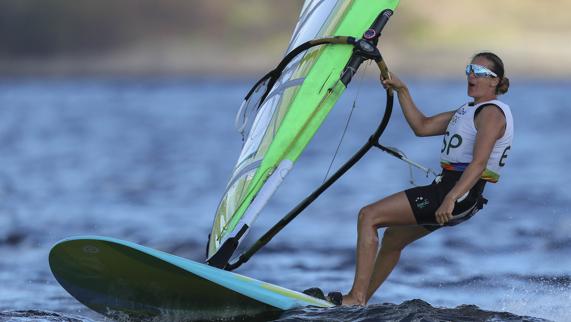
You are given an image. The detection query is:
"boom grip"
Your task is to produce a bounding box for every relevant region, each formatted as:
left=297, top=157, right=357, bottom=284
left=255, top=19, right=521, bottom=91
left=376, top=59, right=393, bottom=97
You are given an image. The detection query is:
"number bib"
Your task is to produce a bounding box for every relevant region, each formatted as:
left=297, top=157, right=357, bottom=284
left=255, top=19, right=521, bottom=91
left=440, top=100, right=513, bottom=183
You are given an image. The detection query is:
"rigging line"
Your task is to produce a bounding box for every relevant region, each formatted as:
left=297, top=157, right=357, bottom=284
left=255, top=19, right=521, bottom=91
left=322, top=60, right=372, bottom=183
left=374, top=143, right=438, bottom=185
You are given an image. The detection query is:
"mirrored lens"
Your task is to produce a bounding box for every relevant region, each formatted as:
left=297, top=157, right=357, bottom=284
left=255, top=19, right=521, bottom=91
left=465, top=64, right=497, bottom=78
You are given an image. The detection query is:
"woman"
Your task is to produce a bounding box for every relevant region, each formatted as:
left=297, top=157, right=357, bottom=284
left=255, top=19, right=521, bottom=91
left=341, top=52, right=513, bottom=306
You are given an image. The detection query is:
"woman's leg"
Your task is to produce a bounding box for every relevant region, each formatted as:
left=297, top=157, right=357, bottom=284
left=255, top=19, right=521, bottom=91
left=365, top=226, right=431, bottom=302
left=342, top=191, right=423, bottom=305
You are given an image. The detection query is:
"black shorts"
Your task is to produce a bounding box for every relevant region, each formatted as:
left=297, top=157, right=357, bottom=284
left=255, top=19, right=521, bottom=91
left=405, top=170, right=487, bottom=231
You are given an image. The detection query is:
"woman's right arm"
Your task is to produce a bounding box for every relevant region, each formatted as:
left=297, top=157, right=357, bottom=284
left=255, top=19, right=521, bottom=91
left=382, top=73, right=454, bottom=137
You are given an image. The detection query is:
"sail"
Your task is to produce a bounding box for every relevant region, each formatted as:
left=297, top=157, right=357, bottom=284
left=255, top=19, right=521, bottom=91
left=207, top=0, right=400, bottom=264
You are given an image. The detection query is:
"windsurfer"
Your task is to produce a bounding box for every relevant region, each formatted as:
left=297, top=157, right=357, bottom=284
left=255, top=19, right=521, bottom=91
left=342, top=52, right=513, bottom=306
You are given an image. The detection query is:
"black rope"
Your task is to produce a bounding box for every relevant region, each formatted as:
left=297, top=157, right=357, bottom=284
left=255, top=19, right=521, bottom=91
left=242, top=37, right=356, bottom=108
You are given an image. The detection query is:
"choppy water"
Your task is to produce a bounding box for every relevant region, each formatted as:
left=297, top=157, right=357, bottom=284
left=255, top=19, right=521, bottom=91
left=0, top=77, right=569, bottom=321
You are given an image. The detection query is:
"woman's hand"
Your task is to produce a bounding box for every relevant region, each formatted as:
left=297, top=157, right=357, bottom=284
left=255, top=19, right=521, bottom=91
left=435, top=196, right=456, bottom=225
left=381, top=72, right=407, bottom=92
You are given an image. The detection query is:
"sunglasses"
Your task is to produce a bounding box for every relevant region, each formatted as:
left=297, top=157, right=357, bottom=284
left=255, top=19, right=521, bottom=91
left=465, top=64, right=497, bottom=78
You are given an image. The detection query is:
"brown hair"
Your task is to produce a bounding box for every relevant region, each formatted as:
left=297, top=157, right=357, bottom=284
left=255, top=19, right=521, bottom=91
left=473, top=52, right=510, bottom=95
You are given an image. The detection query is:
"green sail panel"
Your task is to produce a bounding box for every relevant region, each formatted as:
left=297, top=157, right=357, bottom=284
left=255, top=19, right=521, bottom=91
left=208, top=0, right=399, bottom=261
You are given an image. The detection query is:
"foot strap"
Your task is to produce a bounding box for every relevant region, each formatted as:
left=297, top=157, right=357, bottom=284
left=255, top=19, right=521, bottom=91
left=302, top=287, right=342, bottom=306
left=327, top=291, right=343, bottom=306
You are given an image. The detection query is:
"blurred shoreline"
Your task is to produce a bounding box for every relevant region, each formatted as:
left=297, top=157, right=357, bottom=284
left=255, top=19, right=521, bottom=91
left=1, top=0, right=570, bottom=79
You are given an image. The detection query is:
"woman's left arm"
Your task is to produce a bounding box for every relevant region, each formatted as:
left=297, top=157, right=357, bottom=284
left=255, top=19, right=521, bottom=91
left=435, top=106, right=507, bottom=225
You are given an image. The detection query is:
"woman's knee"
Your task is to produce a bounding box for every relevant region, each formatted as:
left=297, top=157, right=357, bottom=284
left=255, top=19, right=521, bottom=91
left=358, top=205, right=380, bottom=229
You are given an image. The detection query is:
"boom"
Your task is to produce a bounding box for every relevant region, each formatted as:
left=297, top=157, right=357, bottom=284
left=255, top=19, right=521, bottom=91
left=207, top=1, right=400, bottom=269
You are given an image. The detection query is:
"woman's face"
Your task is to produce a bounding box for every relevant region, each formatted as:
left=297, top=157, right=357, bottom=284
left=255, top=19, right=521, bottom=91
left=467, top=56, right=500, bottom=102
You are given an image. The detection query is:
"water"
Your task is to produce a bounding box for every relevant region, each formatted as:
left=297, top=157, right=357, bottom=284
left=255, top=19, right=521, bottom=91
left=0, top=77, right=569, bottom=321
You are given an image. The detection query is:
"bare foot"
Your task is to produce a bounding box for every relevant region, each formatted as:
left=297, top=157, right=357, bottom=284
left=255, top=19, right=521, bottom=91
left=342, top=293, right=365, bottom=306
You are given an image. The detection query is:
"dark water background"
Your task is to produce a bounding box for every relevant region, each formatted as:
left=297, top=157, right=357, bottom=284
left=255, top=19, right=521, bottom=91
left=0, top=77, right=569, bottom=321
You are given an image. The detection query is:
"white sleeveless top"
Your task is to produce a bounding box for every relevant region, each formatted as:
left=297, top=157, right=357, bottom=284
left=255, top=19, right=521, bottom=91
left=440, top=99, right=513, bottom=183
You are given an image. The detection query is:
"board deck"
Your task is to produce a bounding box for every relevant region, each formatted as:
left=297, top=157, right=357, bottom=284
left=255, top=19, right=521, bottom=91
left=49, top=236, right=332, bottom=321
